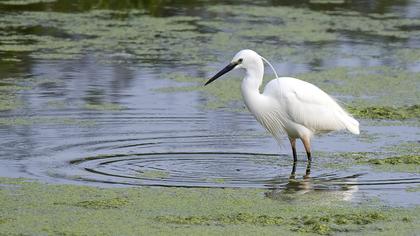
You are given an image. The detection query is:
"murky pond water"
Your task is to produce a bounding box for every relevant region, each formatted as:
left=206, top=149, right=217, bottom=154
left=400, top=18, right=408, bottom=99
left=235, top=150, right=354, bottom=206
left=0, top=0, right=419, bottom=206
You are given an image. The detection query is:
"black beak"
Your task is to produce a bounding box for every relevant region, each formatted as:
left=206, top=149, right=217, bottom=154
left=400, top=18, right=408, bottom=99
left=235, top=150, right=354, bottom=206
left=204, top=62, right=238, bottom=86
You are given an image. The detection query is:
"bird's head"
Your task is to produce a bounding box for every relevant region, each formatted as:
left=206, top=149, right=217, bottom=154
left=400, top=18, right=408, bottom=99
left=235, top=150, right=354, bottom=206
left=204, top=49, right=262, bottom=86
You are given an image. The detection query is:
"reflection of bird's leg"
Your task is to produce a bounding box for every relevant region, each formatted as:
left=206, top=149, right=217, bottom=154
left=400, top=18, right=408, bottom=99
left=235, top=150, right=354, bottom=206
left=304, top=161, right=311, bottom=179
left=289, top=161, right=297, bottom=179
left=289, top=138, right=297, bottom=162
left=301, top=136, right=312, bottom=162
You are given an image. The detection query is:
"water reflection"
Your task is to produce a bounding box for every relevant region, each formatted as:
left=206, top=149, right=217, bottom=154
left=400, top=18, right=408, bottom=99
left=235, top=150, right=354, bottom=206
left=265, top=162, right=360, bottom=202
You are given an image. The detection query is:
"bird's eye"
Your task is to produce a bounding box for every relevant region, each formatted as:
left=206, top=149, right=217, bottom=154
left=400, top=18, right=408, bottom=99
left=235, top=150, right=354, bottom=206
left=238, top=58, right=243, bottom=63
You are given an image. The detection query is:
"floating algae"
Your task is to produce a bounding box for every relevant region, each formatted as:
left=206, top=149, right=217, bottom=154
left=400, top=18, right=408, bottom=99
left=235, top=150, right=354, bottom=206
left=0, top=116, right=95, bottom=127
left=347, top=105, right=420, bottom=120
left=0, top=10, right=204, bottom=63
left=83, top=102, right=125, bottom=111
left=366, top=155, right=420, bottom=165
left=0, top=177, right=419, bottom=235
left=156, top=211, right=389, bottom=235
left=72, top=197, right=129, bottom=210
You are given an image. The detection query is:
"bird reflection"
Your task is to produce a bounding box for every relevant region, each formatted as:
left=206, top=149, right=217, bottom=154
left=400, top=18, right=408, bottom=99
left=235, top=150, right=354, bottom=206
left=265, top=162, right=360, bottom=201
left=283, top=161, right=313, bottom=195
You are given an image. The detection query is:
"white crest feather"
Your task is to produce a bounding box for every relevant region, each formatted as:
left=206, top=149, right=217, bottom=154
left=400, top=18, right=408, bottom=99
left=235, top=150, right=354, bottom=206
left=260, top=56, right=279, bottom=79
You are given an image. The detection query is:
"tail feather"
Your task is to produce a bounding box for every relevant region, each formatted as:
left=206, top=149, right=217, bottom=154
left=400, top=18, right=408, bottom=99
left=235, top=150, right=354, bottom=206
left=344, top=115, right=360, bottom=135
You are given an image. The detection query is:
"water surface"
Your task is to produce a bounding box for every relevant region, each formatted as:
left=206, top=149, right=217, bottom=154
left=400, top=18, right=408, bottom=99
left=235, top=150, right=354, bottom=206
left=0, top=0, right=419, bottom=206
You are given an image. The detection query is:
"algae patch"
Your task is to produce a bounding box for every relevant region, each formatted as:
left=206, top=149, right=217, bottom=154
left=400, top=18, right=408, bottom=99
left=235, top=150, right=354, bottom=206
left=72, top=197, right=129, bottom=209
left=366, top=155, right=420, bottom=165
left=156, top=211, right=388, bottom=235
left=0, top=80, right=28, bottom=111
left=0, top=116, right=95, bottom=127
left=156, top=212, right=284, bottom=226
left=355, top=154, right=420, bottom=173
left=83, top=102, right=125, bottom=111
left=347, top=105, right=420, bottom=120
left=291, top=212, right=386, bottom=235
left=0, top=177, right=418, bottom=235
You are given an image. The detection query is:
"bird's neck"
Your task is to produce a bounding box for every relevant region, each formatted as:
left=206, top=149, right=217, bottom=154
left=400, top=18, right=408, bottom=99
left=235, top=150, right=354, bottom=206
left=241, top=66, right=264, bottom=113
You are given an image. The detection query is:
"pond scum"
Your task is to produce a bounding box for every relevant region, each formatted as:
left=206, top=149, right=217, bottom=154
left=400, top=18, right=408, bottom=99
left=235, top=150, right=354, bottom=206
left=0, top=177, right=418, bottom=235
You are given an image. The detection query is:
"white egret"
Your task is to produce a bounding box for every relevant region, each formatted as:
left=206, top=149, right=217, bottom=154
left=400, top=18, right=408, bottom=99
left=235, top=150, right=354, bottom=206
left=205, top=49, right=359, bottom=162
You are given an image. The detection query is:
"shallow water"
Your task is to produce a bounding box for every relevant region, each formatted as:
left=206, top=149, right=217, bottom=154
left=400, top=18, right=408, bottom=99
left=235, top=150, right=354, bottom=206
left=0, top=0, right=419, bottom=206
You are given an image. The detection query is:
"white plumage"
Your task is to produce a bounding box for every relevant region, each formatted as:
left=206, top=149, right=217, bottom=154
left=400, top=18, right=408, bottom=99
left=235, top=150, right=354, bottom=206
left=205, top=49, right=359, bottom=162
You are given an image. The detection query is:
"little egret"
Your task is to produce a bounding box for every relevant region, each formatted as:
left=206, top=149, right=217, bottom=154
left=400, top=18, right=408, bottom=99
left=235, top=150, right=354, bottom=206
left=205, top=49, right=359, bottom=162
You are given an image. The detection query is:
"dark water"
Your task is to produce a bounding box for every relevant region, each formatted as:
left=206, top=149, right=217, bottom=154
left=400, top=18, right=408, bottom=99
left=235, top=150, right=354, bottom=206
left=0, top=0, right=419, bottom=206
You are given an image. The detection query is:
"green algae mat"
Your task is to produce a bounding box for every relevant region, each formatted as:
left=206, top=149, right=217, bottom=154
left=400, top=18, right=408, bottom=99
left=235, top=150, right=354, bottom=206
left=0, top=178, right=418, bottom=236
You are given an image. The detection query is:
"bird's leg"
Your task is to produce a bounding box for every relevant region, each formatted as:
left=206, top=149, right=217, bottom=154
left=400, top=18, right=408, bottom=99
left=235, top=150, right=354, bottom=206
left=289, top=161, right=297, bottom=179
left=301, top=137, right=312, bottom=162
left=304, top=161, right=311, bottom=179
left=289, top=138, right=297, bottom=163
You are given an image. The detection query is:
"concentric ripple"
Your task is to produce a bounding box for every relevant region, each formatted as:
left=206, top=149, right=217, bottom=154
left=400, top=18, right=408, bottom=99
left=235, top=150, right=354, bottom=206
left=68, top=152, right=288, bottom=188
left=64, top=152, right=420, bottom=190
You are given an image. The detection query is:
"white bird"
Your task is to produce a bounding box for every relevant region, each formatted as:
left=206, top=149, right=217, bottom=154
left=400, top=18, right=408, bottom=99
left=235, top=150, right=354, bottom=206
left=205, top=49, right=359, bottom=162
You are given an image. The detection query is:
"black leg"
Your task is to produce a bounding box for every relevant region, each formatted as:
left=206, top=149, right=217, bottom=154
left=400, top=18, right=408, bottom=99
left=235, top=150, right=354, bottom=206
left=304, top=161, right=311, bottom=179
left=306, top=151, right=312, bottom=162
left=292, top=146, right=297, bottom=163
left=289, top=138, right=297, bottom=163
left=289, top=161, right=297, bottom=179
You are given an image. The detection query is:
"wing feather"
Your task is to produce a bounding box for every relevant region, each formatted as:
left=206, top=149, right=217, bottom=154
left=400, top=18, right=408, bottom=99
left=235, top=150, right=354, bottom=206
left=264, top=77, right=359, bottom=134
